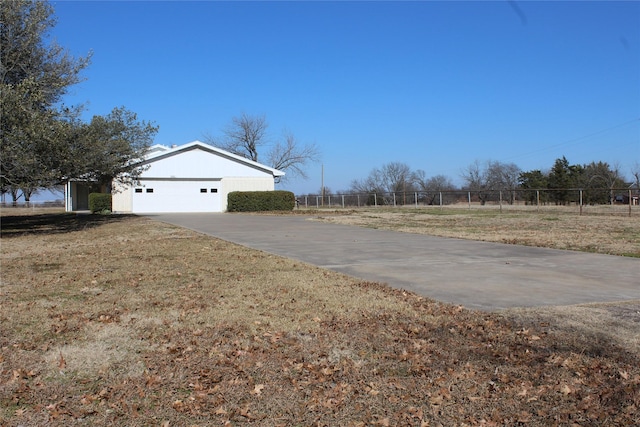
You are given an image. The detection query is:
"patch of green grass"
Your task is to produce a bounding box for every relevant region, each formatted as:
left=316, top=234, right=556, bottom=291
left=620, top=252, right=640, bottom=258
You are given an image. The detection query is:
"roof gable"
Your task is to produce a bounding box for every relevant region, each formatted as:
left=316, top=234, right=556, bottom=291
left=140, top=141, right=285, bottom=178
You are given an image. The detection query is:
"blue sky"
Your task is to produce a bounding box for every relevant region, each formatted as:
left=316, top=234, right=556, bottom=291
left=49, top=0, right=639, bottom=195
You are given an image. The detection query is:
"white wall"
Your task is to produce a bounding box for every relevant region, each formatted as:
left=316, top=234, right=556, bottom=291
left=111, top=182, right=133, bottom=213
left=220, top=177, right=275, bottom=211
left=107, top=145, right=279, bottom=213
left=144, top=148, right=271, bottom=179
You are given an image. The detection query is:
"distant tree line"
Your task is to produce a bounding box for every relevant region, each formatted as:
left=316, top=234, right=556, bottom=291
left=349, top=162, right=456, bottom=205
left=339, top=157, right=637, bottom=206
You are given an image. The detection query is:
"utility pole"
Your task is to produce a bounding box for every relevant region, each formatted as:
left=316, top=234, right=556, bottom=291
left=321, top=164, right=324, bottom=207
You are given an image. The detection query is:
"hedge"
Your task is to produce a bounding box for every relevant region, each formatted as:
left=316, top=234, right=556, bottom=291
left=227, top=190, right=295, bottom=212
left=88, top=193, right=112, bottom=213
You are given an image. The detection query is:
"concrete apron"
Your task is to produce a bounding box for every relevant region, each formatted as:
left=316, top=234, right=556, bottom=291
left=146, top=213, right=640, bottom=311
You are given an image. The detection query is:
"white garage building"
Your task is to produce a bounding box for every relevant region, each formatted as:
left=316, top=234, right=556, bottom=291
left=65, top=140, right=285, bottom=213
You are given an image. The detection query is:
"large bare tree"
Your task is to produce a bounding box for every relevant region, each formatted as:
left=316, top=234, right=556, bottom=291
left=216, top=113, right=268, bottom=162
left=414, top=171, right=456, bottom=205
left=266, top=131, right=319, bottom=180
left=205, top=113, right=319, bottom=182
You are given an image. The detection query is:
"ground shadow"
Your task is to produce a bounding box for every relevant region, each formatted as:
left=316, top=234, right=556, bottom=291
left=0, top=213, right=134, bottom=238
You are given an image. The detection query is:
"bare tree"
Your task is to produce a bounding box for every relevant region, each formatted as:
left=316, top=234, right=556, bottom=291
left=461, top=160, right=521, bottom=204
left=383, top=162, right=415, bottom=193
left=214, top=113, right=268, bottom=162
left=351, top=162, right=414, bottom=195
left=414, top=171, right=456, bottom=204
left=461, top=160, right=489, bottom=204
left=350, top=172, right=383, bottom=194
left=631, top=162, right=640, bottom=204
left=485, top=161, right=521, bottom=204
left=632, top=162, right=640, bottom=189
left=349, top=162, right=416, bottom=205
left=205, top=113, right=319, bottom=182
left=267, top=131, right=319, bottom=181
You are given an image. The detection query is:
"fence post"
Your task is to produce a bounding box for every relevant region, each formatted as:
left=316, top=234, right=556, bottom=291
left=393, top=193, right=396, bottom=207
left=316, top=196, right=319, bottom=209
left=439, top=191, right=443, bottom=209
left=630, top=189, right=633, bottom=217
left=305, top=196, right=308, bottom=209
left=536, top=190, right=539, bottom=212
left=468, top=192, right=471, bottom=210
left=327, top=195, right=331, bottom=207
left=415, top=192, right=418, bottom=208
left=374, top=193, right=377, bottom=207
left=499, top=191, right=503, bottom=213
left=342, top=194, right=345, bottom=208
left=357, top=194, right=360, bottom=207
left=579, top=190, right=583, bottom=216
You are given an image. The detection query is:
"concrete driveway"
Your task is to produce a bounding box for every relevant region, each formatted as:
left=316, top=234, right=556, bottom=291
left=147, top=213, right=640, bottom=311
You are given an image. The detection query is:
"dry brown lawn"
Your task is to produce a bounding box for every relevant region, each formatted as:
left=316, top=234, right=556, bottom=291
left=311, top=207, right=640, bottom=257
left=1, top=209, right=639, bottom=426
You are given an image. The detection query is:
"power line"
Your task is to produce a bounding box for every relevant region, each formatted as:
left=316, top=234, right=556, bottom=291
left=502, top=118, right=640, bottom=162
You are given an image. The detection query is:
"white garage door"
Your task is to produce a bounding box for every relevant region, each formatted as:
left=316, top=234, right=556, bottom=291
left=132, top=180, right=221, bottom=213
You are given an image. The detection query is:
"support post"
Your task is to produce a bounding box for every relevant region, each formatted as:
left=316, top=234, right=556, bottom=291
left=579, top=189, right=583, bottom=216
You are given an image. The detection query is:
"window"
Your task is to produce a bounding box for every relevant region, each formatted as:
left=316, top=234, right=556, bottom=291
left=211, top=188, right=218, bottom=193
left=200, top=188, right=207, bottom=193
left=135, top=188, right=143, bottom=193
left=146, top=188, right=154, bottom=193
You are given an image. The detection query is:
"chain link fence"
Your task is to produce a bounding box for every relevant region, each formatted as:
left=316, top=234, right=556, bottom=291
left=297, top=188, right=640, bottom=217
left=1, top=200, right=65, bottom=209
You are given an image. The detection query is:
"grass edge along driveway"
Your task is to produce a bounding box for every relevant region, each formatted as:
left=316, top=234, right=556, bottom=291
left=1, top=212, right=639, bottom=426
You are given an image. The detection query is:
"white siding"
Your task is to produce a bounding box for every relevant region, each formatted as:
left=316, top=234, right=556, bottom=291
left=86, top=142, right=284, bottom=214
left=112, top=182, right=133, bottom=213
left=220, top=177, right=275, bottom=211
left=145, top=147, right=271, bottom=179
